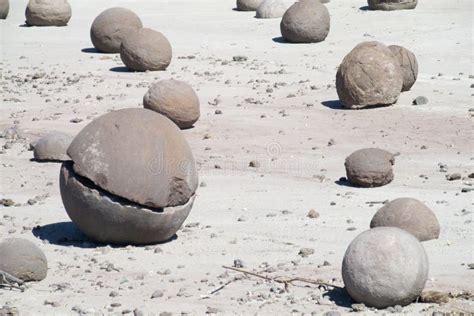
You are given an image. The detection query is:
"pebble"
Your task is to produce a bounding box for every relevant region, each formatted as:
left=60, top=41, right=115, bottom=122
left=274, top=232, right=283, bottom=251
left=307, top=209, right=320, bottom=219
left=446, top=173, right=461, bottom=181
left=249, top=160, right=260, bottom=168
left=232, top=56, right=248, bottom=62
left=151, top=290, right=164, bottom=299
left=298, top=248, right=315, bottom=257
left=413, top=96, right=429, bottom=105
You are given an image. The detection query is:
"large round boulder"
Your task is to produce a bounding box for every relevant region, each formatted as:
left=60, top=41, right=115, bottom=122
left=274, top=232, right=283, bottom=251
left=60, top=108, right=198, bottom=245
left=25, top=0, right=71, bottom=27
left=370, top=198, right=440, bottom=241
left=0, top=0, right=9, bottom=19
left=33, top=132, right=73, bottom=162
left=143, top=79, right=200, bottom=129
left=90, top=7, right=143, bottom=54
left=368, top=0, right=417, bottom=11
left=388, top=45, right=418, bottom=92
left=345, top=148, right=394, bottom=187
left=120, top=28, right=172, bottom=72
left=336, top=41, right=403, bottom=109
left=0, top=238, right=47, bottom=282
left=237, top=0, right=264, bottom=11
left=342, top=227, right=428, bottom=308
left=280, top=0, right=330, bottom=43
left=256, top=0, right=294, bottom=19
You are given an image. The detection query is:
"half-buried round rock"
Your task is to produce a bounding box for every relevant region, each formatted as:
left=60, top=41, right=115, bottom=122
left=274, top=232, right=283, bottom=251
left=345, top=148, right=395, bottom=187
left=120, top=28, right=172, bottom=72
left=0, top=238, right=48, bottom=282
left=370, top=198, right=440, bottom=241
left=25, top=0, right=72, bottom=26
left=256, top=0, right=294, bottom=19
left=368, top=0, right=417, bottom=11
left=388, top=45, right=418, bottom=92
left=0, top=0, right=9, bottom=19
left=237, top=0, right=264, bottom=11
left=90, top=7, right=143, bottom=53
left=33, top=131, right=73, bottom=162
left=61, top=108, right=198, bottom=245
left=143, top=79, right=200, bottom=129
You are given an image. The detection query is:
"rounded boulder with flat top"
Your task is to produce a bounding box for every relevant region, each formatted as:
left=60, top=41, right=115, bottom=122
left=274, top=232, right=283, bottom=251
left=345, top=148, right=395, bottom=187
left=25, top=0, right=71, bottom=26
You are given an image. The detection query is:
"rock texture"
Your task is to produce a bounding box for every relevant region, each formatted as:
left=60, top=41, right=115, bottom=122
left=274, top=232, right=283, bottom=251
left=256, top=0, right=294, bottom=19
left=237, top=0, right=264, bottom=11
left=336, top=41, right=403, bottom=109
left=368, top=0, right=417, bottom=11
left=345, top=148, right=395, bottom=187
left=25, top=0, right=72, bottom=26
left=342, top=227, right=428, bottom=308
left=143, top=79, right=200, bottom=129
left=33, top=132, right=73, bottom=162
left=370, top=198, right=440, bottom=241
left=389, top=45, right=418, bottom=92
left=120, top=28, right=172, bottom=72
left=90, top=7, right=143, bottom=53
left=0, top=0, right=9, bottom=19
left=0, top=238, right=48, bottom=281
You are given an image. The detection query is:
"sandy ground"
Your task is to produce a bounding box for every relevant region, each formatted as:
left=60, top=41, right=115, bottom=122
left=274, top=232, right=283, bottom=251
left=0, top=0, right=473, bottom=314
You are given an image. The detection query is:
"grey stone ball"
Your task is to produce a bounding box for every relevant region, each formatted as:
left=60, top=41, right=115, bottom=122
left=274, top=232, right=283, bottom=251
left=90, top=7, right=143, bottom=54
left=368, top=0, right=417, bottom=11
left=370, top=198, right=440, bottom=241
left=336, top=41, right=403, bottom=109
left=256, top=0, right=295, bottom=19
left=344, top=148, right=395, bottom=187
left=237, top=0, right=264, bottom=11
left=388, top=45, right=418, bottom=92
left=25, top=0, right=71, bottom=27
left=280, top=0, right=330, bottom=43
left=33, top=131, right=73, bottom=162
left=0, top=238, right=47, bottom=282
left=144, top=79, right=200, bottom=129
left=120, top=28, right=172, bottom=72
left=0, top=0, right=9, bottom=19
left=342, top=227, right=429, bottom=308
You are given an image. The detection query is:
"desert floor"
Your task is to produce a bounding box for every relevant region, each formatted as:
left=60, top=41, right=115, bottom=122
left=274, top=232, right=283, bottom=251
left=0, top=0, right=473, bottom=315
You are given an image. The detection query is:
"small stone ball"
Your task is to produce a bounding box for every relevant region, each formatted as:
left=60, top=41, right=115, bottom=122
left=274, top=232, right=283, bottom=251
left=370, top=198, right=440, bottom=241
left=368, top=0, right=417, bottom=11
left=256, top=0, right=294, bottom=19
left=33, top=132, right=73, bottom=162
left=336, top=41, right=403, bottom=109
left=25, top=0, right=71, bottom=27
left=90, top=7, right=143, bottom=53
left=143, top=79, right=200, bottom=129
left=0, top=238, right=47, bottom=281
left=120, top=28, right=172, bottom=72
left=344, top=148, right=394, bottom=187
left=280, top=0, right=330, bottom=43
left=237, top=0, right=264, bottom=11
left=0, top=0, right=9, bottom=19
left=342, top=227, right=428, bottom=308
left=388, top=45, right=418, bottom=92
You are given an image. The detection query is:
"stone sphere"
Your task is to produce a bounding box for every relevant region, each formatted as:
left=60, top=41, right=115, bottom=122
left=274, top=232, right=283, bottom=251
left=25, top=0, right=71, bottom=27
left=336, top=41, right=403, bottom=109
left=33, top=132, right=73, bottom=162
left=342, top=227, right=428, bottom=308
left=368, top=0, right=417, bottom=11
left=143, top=79, right=200, bottom=129
left=280, top=0, right=330, bottom=43
left=237, top=0, right=264, bottom=11
left=60, top=108, right=198, bottom=245
left=0, top=238, right=47, bottom=282
left=345, top=148, right=394, bottom=187
left=120, top=28, right=172, bottom=72
left=256, top=0, right=294, bottom=19
left=90, top=7, right=143, bottom=54
left=370, top=198, right=440, bottom=241
left=388, top=45, right=418, bottom=92
left=0, top=0, right=9, bottom=19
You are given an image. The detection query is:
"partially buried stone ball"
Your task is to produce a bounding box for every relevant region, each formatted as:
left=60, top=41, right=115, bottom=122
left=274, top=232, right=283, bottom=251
left=345, top=148, right=394, bottom=187
left=280, top=0, right=330, bottom=43
left=60, top=108, right=198, bottom=245
left=0, top=238, right=48, bottom=282
left=90, top=7, right=143, bottom=53
left=144, top=79, right=200, bottom=129
left=368, top=0, right=417, bottom=11
left=256, top=0, right=294, bottom=19
left=0, top=0, right=9, bottom=19
left=370, top=198, right=440, bottom=241
left=342, top=227, right=428, bottom=308
left=120, top=28, right=172, bottom=72
left=33, top=131, right=73, bottom=162
left=336, top=41, right=403, bottom=109
left=237, top=0, right=264, bottom=11
left=388, top=45, right=418, bottom=92
left=25, top=0, right=71, bottom=26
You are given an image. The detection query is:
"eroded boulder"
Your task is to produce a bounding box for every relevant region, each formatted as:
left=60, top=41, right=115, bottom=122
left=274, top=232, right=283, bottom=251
left=0, top=238, right=47, bottom=282
left=25, top=0, right=71, bottom=26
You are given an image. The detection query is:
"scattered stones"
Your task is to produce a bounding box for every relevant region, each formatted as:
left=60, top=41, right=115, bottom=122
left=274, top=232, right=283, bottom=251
left=307, top=209, right=319, bottom=218
left=232, top=55, right=248, bottom=62
left=413, top=96, right=428, bottom=105
left=368, top=0, right=418, bottom=11
left=32, top=132, right=73, bottom=162
left=344, top=148, right=395, bottom=187
left=298, top=247, right=315, bottom=257
left=120, top=28, right=172, bottom=72
left=236, top=0, right=264, bottom=11
left=90, top=7, right=143, bottom=53
left=446, top=173, right=461, bottom=181
left=0, top=199, right=15, bottom=207
left=256, top=0, right=294, bottom=19
left=388, top=45, right=418, bottom=92
left=336, top=41, right=403, bottom=109
left=0, top=238, right=48, bottom=281
left=280, top=0, right=330, bottom=43
left=143, top=79, right=200, bottom=129
left=0, top=0, right=9, bottom=19
left=370, top=198, right=440, bottom=241
left=25, top=0, right=72, bottom=26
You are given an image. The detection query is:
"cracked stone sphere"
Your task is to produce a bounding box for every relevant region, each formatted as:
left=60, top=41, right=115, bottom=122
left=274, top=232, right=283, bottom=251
left=143, top=79, right=200, bottom=129
left=60, top=108, right=198, bottom=245
left=33, top=131, right=73, bottom=162
left=237, top=0, right=264, bottom=11
left=342, top=227, right=428, bottom=308
left=0, top=238, right=48, bottom=282
left=336, top=41, right=403, bottom=109
left=345, top=148, right=395, bottom=187
left=120, top=28, right=172, bottom=72
left=25, top=0, right=71, bottom=26
left=90, top=7, right=143, bottom=53
left=280, top=0, right=330, bottom=43
left=388, top=45, right=418, bottom=92
left=256, top=0, right=295, bottom=19
left=368, top=0, right=417, bottom=11
left=370, top=198, right=440, bottom=241
left=0, top=0, right=9, bottom=19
